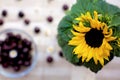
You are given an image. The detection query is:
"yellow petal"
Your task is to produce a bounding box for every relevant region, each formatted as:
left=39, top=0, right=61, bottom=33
left=73, top=45, right=82, bottom=54
left=82, top=56, right=86, bottom=62
left=106, top=37, right=116, bottom=42
left=90, top=19, right=101, bottom=29
left=105, top=42, right=113, bottom=50
left=94, top=48, right=101, bottom=61
left=86, top=12, right=92, bottom=18
left=93, top=56, right=98, bottom=65
left=99, top=58, right=104, bottom=66
left=93, top=49, right=98, bottom=65
left=73, top=22, right=90, bottom=32
left=79, top=22, right=91, bottom=29
left=71, top=30, right=85, bottom=37
left=90, top=20, right=96, bottom=28
left=73, top=39, right=86, bottom=54
left=100, top=23, right=106, bottom=30
left=97, top=47, right=103, bottom=56
left=77, top=54, right=82, bottom=58
left=75, top=14, right=85, bottom=22
left=82, top=45, right=89, bottom=58
left=104, top=56, right=109, bottom=61
left=68, top=37, right=84, bottom=46
left=103, top=39, right=113, bottom=50
left=104, top=29, right=113, bottom=38
left=81, top=44, right=89, bottom=62
left=71, top=30, right=80, bottom=36
left=75, top=17, right=81, bottom=21
left=103, top=49, right=110, bottom=56
left=94, top=11, right=98, bottom=20
left=86, top=48, right=93, bottom=62
left=103, top=25, right=109, bottom=34
left=86, top=12, right=92, bottom=20
left=73, top=25, right=81, bottom=32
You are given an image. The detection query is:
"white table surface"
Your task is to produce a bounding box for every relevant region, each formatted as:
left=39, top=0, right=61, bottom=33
left=0, top=0, right=120, bottom=80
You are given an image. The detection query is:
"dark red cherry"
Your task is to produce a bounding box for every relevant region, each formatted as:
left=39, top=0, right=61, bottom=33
left=62, top=4, right=69, bottom=11
left=46, top=56, right=53, bottom=63
left=19, top=54, right=24, bottom=59
left=47, top=16, right=53, bottom=23
left=15, top=34, right=21, bottom=40
left=3, top=44, right=10, bottom=51
left=34, top=27, right=40, bottom=34
left=0, top=41, right=3, bottom=45
left=13, top=66, right=20, bottom=72
left=26, top=41, right=32, bottom=47
left=24, top=61, right=31, bottom=67
left=0, top=57, right=2, bottom=63
left=2, top=10, right=7, bottom=17
left=24, top=19, right=30, bottom=25
left=0, top=19, right=4, bottom=25
left=18, top=11, right=24, bottom=18
left=2, top=63, right=9, bottom=68
left=59, top=51, right=63, bottom=57
left=23, top=48, right=29, bottom=53
left=3, top=52, right=8, bottom=57
left=18, top=60, right=23, bottom=65
left=17, top=44, right=23, bottom=50
left=10, top=42, right=17, bottom=49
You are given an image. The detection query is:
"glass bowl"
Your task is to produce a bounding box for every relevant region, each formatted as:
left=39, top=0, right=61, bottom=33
left=0, top=29, right=38, bottom=78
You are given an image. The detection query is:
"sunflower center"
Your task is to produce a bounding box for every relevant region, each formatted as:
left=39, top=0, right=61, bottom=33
left=85, top=28, right=104, bottom=48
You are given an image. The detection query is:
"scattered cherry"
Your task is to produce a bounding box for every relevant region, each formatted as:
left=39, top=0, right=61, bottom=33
left=18, top=11, right=24, bottom=18
left=59, top=51, right=63, bottom=57
left=0, top=19, right=4, bottom=26
left=62, top=4, right=69, bottom=11
left=1, top=10, right=7, bottom=17
left=47, top=16, right=53, bottom=23
left=46, top=56, right=53, bottom=63
left=34, top=27, right=40, bottom=34
left=24, top=19, right=30, bottom=25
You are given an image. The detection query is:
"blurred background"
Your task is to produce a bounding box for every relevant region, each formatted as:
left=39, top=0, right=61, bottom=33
left=0, top=0, right=120, bottom=80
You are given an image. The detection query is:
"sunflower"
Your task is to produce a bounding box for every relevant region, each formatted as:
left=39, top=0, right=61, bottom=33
left=68, top=11, right=116, bottom=66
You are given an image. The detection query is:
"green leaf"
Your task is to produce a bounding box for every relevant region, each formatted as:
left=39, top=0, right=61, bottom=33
left=110, top=41, right=120, bottom=57
left=57, top=35, right=67, bottom=47
left=94, top=0, right=120, bottom=16
left=58, top=15, right=79, bottom=64
left=58, top=15, right=73, bottom=42
left=62, top=45, right=79, bottom=64
left=110, top=14, right=120, bottom=26
left=111, top=26, right=120, bottom=37
left=71, top=0, right=95, bottom=18
left=109, top=26, right=120, bottom=57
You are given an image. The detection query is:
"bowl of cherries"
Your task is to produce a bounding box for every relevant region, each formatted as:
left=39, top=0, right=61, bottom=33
left=0, top=29, right=38, bottom=78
